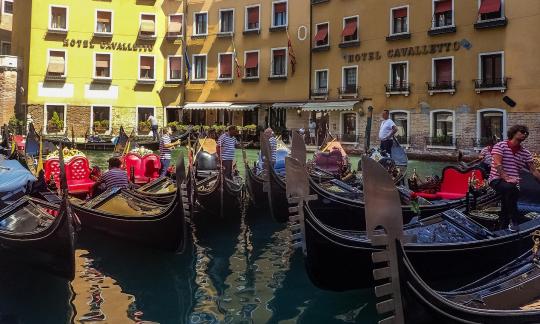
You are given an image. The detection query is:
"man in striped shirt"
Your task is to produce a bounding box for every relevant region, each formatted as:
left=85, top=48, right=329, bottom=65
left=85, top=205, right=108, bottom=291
left=217, top=126, right=238, bottom=179
left=264, top=127, right=277, bottom=163
left=489, top=125, right=540, bottom=231
left=96, top=157, right=129, bottom=192
left=159, top=126, right=191, bottom=177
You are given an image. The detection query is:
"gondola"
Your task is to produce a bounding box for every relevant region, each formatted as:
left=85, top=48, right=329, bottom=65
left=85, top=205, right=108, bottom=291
left=286, top=155, right=540, bottom=292
left=191, top=138, right=243, bottom=219
left=129, top=176, right=177, bottom=204
left=260, top=133, right=289, bottom=223
left=0, top=151, right=76, bottom=280
left=70, top=153, right=188, bottom=252
left=365, top=159, right=540, bottom=324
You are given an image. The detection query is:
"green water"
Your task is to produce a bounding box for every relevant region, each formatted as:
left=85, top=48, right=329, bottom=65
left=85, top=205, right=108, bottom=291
left=0, top=148, right=452, bottom=323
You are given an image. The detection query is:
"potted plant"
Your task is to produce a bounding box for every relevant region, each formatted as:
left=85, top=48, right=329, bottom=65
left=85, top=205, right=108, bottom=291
left=47, top=112, right=63, bottom=133
left=167, top=121, right=178, bottom=132
left=138, top=120, right=151, bottom=133
left=93, top=120, right=109, bottom=134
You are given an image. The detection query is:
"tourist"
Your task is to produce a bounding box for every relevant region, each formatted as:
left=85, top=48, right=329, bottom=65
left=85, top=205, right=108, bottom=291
left=95, top=157, right=129, bottom=193
left=379, top=109, right=397, bottom=156
left=308, top=119, right=316, bottom=145
left=477, top=137, right=496, bottom=175
left=159, top=126, right=191, bottom=177
left=148, top=114, right=159, bottom=141
left=489, top=125, right=540, bottom=231
left=217, top=125, right=238, bottom=179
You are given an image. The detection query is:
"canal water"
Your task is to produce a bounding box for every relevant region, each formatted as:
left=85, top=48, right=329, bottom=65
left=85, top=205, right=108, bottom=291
left=0, top=149, right=451, bottom=324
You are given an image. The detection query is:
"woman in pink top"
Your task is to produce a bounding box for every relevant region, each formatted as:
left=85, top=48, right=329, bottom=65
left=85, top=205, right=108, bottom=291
left=489, top=125, right=540, bottom=231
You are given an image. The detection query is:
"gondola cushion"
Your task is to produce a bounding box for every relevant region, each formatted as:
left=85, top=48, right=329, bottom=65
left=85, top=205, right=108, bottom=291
left=123, top=153, right=161, bottom=184
left=415, top=167, right=484, bottom=200
left=44, top=157, right=95, bottom=194
left=314, top=149, right=343, bottom=175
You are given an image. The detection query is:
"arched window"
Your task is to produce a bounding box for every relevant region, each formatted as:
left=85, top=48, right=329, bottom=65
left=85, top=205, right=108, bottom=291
left=389, top=110, right=409, bottom=144
left=477, top=108, right=506, bottom=147
left=429, top=110, right=455, bottom=147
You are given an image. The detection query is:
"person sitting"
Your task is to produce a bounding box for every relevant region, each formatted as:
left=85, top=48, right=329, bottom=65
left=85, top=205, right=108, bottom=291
left=478, top=138, right=496, bottom=175
left=94, top=157, right=129, bottom=194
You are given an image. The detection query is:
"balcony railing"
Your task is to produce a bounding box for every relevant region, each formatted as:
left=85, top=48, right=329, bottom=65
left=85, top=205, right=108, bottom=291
left=474, top=77, right=508, bottom=93
left=337, top=86, right=359, bottom=96
left=427, top=80, right=457, bottom=94
left=385, top=82, right=410, bottom=95
left=425, top=136, right=455, bottom=147
left=311, top=88, right=329, bottom=97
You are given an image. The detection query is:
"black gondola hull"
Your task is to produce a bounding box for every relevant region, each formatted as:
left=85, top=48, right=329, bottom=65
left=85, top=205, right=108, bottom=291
left=245, top=164, right=267, bottom=207
left=267, top=167, right=289, bottom=223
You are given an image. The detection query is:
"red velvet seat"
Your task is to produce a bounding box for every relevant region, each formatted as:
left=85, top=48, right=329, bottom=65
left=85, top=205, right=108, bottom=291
left=415, top=167, right=484, bottom=200
left=314, top=148, right=343, bottom=175
left=44, top=156, right=95, bottom=195
left=123, top=152, right=161, bottom=184
left=13, top=135, right=25, bottom=151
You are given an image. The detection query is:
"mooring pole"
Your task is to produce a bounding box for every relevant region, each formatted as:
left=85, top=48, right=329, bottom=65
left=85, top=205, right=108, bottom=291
left=364, top=106, right=374, bottom=154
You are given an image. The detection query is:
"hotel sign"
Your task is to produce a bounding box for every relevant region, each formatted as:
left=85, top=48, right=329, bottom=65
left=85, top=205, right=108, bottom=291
left=62, top=39, right=154, bottom=52
left=343, top=41, right=462, bottom=63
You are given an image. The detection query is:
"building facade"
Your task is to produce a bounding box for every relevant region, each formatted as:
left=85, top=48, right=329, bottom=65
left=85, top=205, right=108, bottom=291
left=12, top=0, right=540, bottom=153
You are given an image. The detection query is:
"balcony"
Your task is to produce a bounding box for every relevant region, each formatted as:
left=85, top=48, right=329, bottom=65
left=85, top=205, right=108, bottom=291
left=474, top=77, right=509, bottom=93
left=425, top=136, right=455, bottom=148
left=428, top=25, right=456, bottom=36
left=427, top=80, right=457, bottom=95
left=385, top=82, right=410, bottom=96
left=386, top=32, right=411, bottom=41
left=474, top=17, right=507, bottom=30
left=310, top=88, right=329, bottom=99
left=45, top=73, right=66, bottom=81
left=312, top=44, right=330, bottom=52
left=311, top=0, right=329, bottom=4
left=337, top=86, right=359, bottom=98
left=138, top=32, right=157, bottom=41
left=338, top=40, right=360, bottom=48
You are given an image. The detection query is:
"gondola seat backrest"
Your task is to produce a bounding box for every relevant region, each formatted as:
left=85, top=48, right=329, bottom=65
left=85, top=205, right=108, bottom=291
left=13, top=135, right=25, bottom=151
left=415, top=167, right=484, bottom=200
left=314, top=148, right=343, bottom=175
left=196, top=151, right=218, bottom=171
left=44, top=157, right=95, bottom=194
left=274, top=149, right=289, bottom=170
left=141, top=154, right=160, bottom=179
left=124, top=152, right=161, bottom=184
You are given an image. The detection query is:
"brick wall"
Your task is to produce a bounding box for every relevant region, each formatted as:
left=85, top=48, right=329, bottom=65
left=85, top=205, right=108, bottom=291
left=0, top=69, right=17, bottom=126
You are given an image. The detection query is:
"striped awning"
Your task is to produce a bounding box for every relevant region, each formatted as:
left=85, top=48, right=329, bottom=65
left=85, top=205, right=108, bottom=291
left=271, top=102, right=306, bottom=109
left=184, top=102, right=233, bottom=110
left=229, top=104, right=259, bottom=111
left=302, top=101, right=359, bottom=112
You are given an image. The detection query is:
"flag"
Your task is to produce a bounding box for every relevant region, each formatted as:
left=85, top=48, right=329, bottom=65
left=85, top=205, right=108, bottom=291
left=231, top=38, right=242, bottom=78
left=184, top=46, right=191, bottom=80
left=286, top=28, right=297, bottom=75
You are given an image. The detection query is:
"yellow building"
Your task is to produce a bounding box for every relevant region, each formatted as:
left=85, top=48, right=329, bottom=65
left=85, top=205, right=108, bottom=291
left=13, top=0, right=183, bottom=137
left=0, top=0, right=13, bottom=54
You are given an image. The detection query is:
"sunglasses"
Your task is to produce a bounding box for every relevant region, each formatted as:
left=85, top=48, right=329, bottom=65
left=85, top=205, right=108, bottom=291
left=519, top=130, right=529, bottom=137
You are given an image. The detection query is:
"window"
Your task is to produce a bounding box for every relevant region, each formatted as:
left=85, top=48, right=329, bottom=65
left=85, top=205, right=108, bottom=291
left=167, top=14, right=183, bottom=38
left=194, top=12, right=208, bottom=36
left=218, top=53, right=233, bottom=79
left=191, top=110, right=206, bottom=125
left=166, top=107, right=182, bottom=125
left=479, top=52, right=503, bottom=87
left=391, top=6, right=408, bottom=34
left=217, top=110, right=232, bottom=125
left=137, top=107, right=155, bottom=135
left=433, top=0, right=453, bottom=27
left=91, top=106, right=112, bottom=135
left=271, top=48, right=287, bottom=77
left=478, top=0, right=503, bottom=21
left=314, top=23, right=329, bottom=47
left=245, top=5, right=260, bottom=31
left=342, top=16, right=358, bottom=42
left=1, top=42, right=10, bottom=55
left=3, top=0, right=13, bottom=15
left=192, top=54, right=207, bottom=81
left=45, top=104, right=66, bottom=134
left=315, top=70, right=328, bottom=90
left=431, top=111, right=454, bottom=146
left=138, top=55, right=155, bottom=81
left=219, top=9, right=234, bottom=33
left=94, top=53, right=111, bottom=79
left=342, top=66, right=357, bottom=92
left=139, top=14, right=156, bottom=38
left=432, top=57, right=453, bottom=88
left=390, top=62, right=408, bottom=88
left=95, top=10, right=113, bottom=35
left=243, top=110, right=258, bottom=126
left=49, top=6, right=68, bottom=31
left=390, top=111, right=409, bottom=144
left=47, top=50, right=66, bottom=78
left=167, top=56, right=182, bottom=81
left=342, top=113, right=357, bottom=142
left=244, top=51, right=259, bottom=78
left=272, top=1, right=287, bottom=27
left=478, top=110, right=504, bottom=144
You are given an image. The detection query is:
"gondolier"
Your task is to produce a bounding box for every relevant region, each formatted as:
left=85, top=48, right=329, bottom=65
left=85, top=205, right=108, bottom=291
left=265, top=127, right=277, bottom=164
left=489, top=124, right=540, bottom=231
left=159, top=127, right=191, bottom=177
left=217, top=126, right=238, bottom=179
left=379, top=109, right=397, bottom=155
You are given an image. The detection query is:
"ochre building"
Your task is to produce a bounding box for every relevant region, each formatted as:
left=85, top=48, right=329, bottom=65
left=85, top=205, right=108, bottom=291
left=12, top=0, right=540, bottom=154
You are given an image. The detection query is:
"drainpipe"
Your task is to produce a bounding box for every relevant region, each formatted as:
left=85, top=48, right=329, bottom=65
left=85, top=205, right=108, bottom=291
left=364, top=106, right=373, bottom=154
left=308, top=1, right=313, bottom=104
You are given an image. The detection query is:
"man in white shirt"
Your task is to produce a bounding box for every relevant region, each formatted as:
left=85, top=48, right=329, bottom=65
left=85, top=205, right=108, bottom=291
left=147, top=114, right=159, bottom=141
left=379, top=109, right=397, bottom=155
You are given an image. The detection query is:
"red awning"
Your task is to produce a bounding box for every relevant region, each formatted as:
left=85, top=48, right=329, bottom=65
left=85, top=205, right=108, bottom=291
left=435, top=0, right=452, bottom=14
left=341, top=20, right=357, bottom=37
left=393, top=8, right=408, bottom=18
left=314, top=25, right=328, bottom=41
left=248, top=7, right=259, bottom=24
left=245, top=52, right=258, bottom=69
left=273, top=49, right=286, bottom=56
left=274, top=2, right=286, bottom=13
left=220, top=54, right=232, bottom=75
left=478, top=0, right=501, bottom=14
left=169, top=57, right=182, bottom=70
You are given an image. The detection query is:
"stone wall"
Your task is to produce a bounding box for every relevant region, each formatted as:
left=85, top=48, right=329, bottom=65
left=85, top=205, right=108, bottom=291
left=0, top=69, right=17, bottom=126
